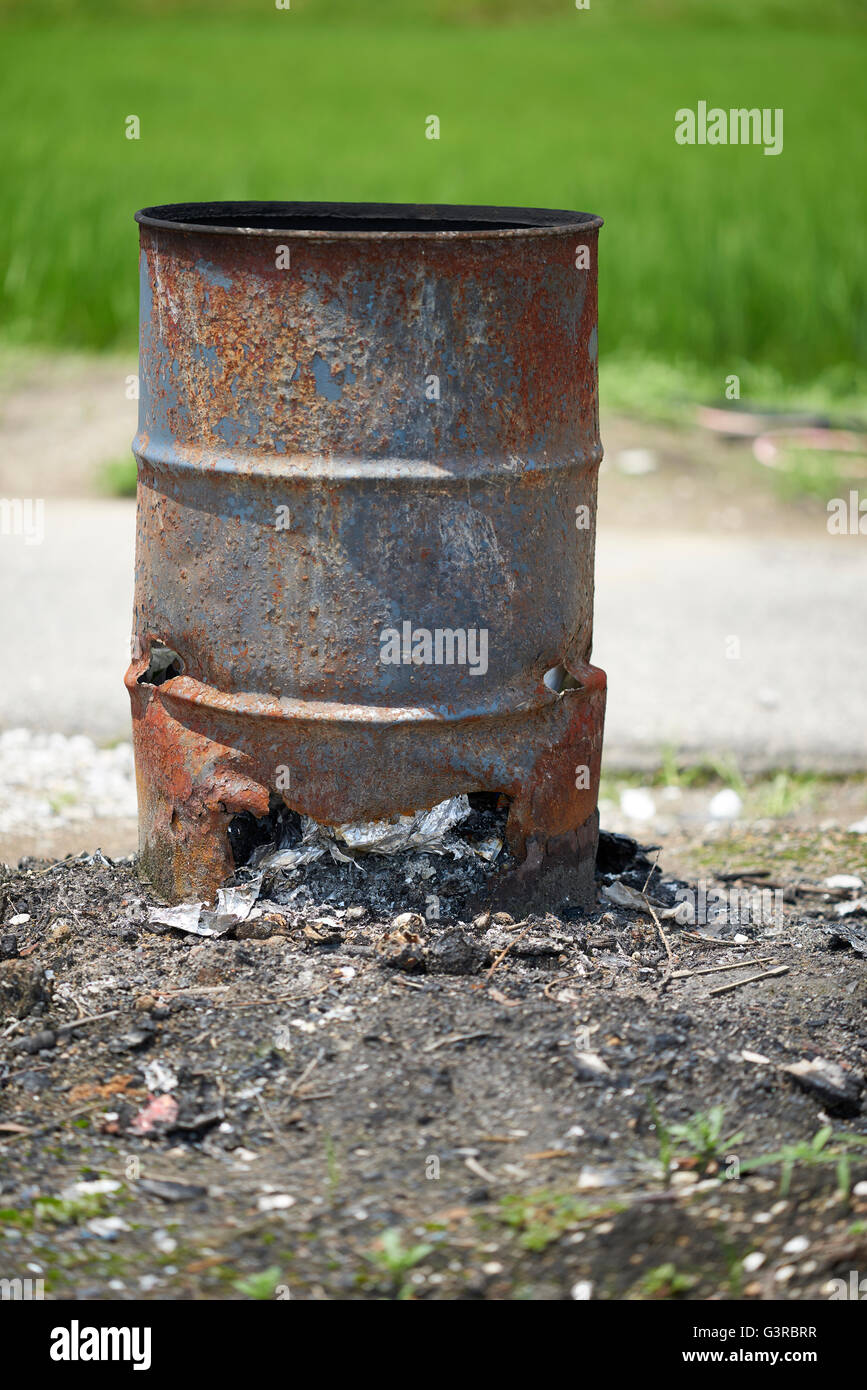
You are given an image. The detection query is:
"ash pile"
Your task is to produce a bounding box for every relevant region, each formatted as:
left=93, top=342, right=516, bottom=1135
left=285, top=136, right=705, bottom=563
left=144, top=798, right=676, bottom=978
left=227, top=792, right=509, bottom=927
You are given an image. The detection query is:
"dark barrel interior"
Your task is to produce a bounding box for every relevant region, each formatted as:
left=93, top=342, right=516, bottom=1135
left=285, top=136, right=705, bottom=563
left=135, top=201, right=602, bottom=234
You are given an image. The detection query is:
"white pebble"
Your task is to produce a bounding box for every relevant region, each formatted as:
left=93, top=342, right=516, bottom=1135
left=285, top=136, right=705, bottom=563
left=620, top=787, right=656, bottom=821
left=783, top=1236, right=809, bottom=1255
left=616, top=448, right=657, bottom=476
left=257, top=1194, right=295, bottom=1212
left=742, top=1252, right=766, bottom=1273
left=709, top=789, right=743, bottom=820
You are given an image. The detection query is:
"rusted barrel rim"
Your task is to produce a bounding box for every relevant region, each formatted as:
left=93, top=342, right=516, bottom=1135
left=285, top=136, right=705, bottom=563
left=134, top=200, right=604, bottom=240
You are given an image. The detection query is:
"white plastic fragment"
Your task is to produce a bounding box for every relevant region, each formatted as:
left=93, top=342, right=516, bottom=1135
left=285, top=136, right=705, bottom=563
left=602, top=880, right=648, bottom=911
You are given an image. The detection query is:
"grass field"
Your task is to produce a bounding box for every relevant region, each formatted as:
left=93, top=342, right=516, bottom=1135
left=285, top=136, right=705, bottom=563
left=1, top=2, right=865, bottom=398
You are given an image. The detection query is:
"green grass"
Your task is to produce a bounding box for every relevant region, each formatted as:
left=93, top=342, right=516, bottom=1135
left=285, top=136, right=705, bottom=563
left=498, top=1189, right=624, bottom=1250
left=98, top=454, right=138, bottom=498
left=2, top=0, right=864, bottom=27
left=0, top=5, right=864, bottom=395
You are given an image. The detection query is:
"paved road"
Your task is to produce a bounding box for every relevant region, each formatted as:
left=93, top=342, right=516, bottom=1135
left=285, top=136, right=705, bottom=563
left=1, top=500, right=865, bottom=770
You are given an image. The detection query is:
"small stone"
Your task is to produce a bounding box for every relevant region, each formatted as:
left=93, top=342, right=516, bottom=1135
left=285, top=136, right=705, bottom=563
left=111, top=1025, right=155, bottom=1053
left=260, top=912, right=289, bottom=930
left=743, top=1252, right=766, bottom=1273
left=257, top=1193, right=295, bottom=1212
left=134, top=994, right=157, bottom=1011
left=344, top=906, right=366, bottom=922
left=709, top=789, right=743, bottom=821
left=303, top=920, right=342, bottom=944
left=619, top=787, right=656, bottom=821
left=570, top=1050, right=612, bottom=1083
left=783, top=1236, right=809, bottom=1255
left=0, top=960, right=52, bottom=1019
left=235, top=919, right=279, bottom=940
left=671, top=1170, right=698, bottom=1187
left=391, top=912, right=425, bottom=932
left=784, top=1057, right=863, bottom=1117
left=193, top=962, right=232, bottom=985
left=427, top=929, right=486, bottom=976
left=378, top=930, right=425, bottom=973
left=616, top=448, right=656, bottom=476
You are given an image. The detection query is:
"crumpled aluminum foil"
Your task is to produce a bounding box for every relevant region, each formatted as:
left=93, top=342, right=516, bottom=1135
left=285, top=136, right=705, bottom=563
left=255, top=794, right=495, bottom=871
left=149, top=798, right=504, bottom=929
left=335, top=795, right=471, bottom=855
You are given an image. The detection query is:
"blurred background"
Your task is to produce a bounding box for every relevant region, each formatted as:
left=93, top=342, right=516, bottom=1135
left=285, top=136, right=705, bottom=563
left=1, top=0, right=865, bottom=863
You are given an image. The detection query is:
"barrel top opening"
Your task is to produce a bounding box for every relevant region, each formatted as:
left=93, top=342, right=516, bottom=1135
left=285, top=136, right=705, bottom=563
left=135, top=201, right=603, bottom=238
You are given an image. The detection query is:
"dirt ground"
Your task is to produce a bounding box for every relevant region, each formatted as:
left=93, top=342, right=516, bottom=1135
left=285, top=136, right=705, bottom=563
left=1, top=810, right=865, bottom=1302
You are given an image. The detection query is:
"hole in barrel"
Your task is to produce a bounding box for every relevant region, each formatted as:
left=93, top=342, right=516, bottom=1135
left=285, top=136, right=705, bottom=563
left=138, top=642, right=184, bottom=686
left=543, top=663, right=582, bottom=694
left=228, top=796, right=303, bottom=869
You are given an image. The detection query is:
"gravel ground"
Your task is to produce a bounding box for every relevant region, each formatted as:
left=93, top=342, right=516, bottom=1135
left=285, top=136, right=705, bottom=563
left=1, top=820, right=865, bottom=1302
left=0, top=730, right=137, bottom=835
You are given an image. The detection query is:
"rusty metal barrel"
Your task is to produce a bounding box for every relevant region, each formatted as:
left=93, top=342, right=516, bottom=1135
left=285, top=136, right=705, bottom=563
left=127, top=202, right=606, bottom=908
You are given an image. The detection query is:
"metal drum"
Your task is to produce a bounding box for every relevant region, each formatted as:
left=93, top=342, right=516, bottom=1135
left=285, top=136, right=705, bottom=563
left=126, top=202, right=606, bottom=907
